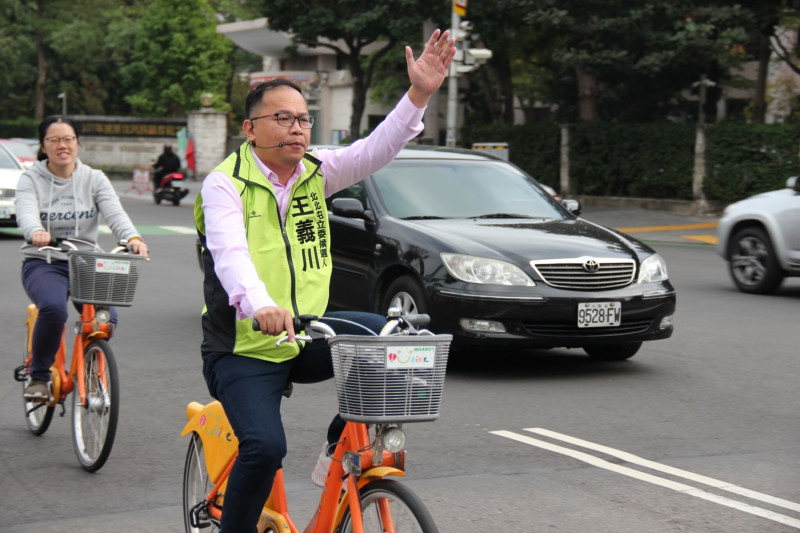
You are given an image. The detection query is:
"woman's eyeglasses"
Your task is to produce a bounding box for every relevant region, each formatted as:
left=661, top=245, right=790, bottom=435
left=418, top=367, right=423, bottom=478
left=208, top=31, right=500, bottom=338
left=44, top=136, right=77, bottom=145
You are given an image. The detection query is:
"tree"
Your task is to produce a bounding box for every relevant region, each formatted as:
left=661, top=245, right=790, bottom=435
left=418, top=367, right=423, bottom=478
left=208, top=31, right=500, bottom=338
left=463, top=0, right=549, bottom=125
left=736, top=0, right=800, bottom=123
left=121, top=0, right=233, bottom=116
left=517, top=0, right=752, bottom=122
left=0, top=1, right=39, bottom=120
left=0, top=0, right=125, bottom=120
left=255, top=0, right=447, bottom=140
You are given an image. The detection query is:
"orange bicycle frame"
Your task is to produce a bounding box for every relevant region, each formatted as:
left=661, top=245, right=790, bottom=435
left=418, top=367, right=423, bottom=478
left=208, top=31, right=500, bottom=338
left=25, top=302, right=111, bottom=407
left=182, top=401, right=406, bottom=533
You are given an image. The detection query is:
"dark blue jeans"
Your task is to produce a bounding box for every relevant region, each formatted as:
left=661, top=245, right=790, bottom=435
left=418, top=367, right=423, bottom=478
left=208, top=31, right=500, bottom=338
left=22, top=259, right=118, bottom=381
left=202, top=310, right=386, bottom=533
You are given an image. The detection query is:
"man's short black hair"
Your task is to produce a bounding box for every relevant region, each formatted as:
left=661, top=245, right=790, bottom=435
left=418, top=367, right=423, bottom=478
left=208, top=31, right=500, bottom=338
left=245, top=79, right=304, bottom=119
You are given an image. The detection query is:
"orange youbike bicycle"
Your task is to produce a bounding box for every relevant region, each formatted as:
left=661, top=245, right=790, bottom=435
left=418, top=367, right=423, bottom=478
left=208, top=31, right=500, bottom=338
left=14, top=238, right=144, bottom=472
left=182, top=312, right=451, bottom=533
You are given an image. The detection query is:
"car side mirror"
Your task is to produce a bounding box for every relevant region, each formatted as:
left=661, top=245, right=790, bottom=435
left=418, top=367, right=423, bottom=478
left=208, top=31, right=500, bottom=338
left=331, top=197, right=366, bottom=218
left=787, top=176, right=799, bottom=192
left=561, top=198, right=582, bottom=216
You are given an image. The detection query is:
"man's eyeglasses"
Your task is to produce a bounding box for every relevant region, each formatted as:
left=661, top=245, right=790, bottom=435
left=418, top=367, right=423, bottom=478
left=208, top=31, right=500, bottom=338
left=250, top=113, right=314, bottom=129
left=44, top=136, right=77, bottom=145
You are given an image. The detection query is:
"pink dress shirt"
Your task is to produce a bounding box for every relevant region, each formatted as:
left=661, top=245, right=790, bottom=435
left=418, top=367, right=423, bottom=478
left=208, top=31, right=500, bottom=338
left=200, top=93, right=426, bottom=319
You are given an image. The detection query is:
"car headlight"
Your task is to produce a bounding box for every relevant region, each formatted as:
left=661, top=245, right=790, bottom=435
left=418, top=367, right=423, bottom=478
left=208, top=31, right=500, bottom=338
left=637, top=254, right=668, bottom=283
left=441, top=253, right=535, bottom=286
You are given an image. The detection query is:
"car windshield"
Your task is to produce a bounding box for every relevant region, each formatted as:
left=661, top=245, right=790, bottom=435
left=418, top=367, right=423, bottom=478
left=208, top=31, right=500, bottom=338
left=371, top=159, right=565, bottom=220
left=2, top=141, right=36, bottom=160
left=0, top=147, right=21, bottom=169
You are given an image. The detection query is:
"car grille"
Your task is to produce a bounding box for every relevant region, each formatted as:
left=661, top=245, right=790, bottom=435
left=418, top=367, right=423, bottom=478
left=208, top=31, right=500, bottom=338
left=523, top=318, right=653, bottom=337
left=531, top=258, right=636, bottom=289
left=0, top=189, right=14, bottom=199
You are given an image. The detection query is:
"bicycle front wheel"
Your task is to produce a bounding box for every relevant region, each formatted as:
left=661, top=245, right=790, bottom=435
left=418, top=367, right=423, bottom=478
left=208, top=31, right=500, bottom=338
left=338, top=478, right=439, bottom=533
left=183, top=433, right=221, bottom=532
left=71, top=339, right=119, bottom=472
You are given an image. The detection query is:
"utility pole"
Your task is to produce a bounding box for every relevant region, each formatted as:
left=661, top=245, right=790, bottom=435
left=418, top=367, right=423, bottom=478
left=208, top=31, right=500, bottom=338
left=445, top=1, right=492, bottom=148
left=445, top=9, right=460, bottom=148
left=57, top=92, right=67, bottom=116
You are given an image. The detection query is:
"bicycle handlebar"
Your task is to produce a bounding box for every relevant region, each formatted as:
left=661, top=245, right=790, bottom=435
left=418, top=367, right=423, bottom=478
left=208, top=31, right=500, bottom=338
left=252, top=312, right=433, bottom=346
left=397, top=313, right=430, bottom=329
left=30, top=237, right=136, bottom=254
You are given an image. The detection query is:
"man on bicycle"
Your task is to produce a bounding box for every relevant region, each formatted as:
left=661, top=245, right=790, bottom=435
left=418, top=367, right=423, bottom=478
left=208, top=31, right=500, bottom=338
left=194, top=29, right=455, bottom=532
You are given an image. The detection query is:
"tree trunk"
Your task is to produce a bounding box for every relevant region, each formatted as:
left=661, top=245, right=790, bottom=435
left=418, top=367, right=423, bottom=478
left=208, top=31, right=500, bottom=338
left=494, top=55, right=514, bottom=124
left=348, top=54, right=366, bottom=141
left=753, top=32, right=772, bottom=124
left=34, top=0, right=48, bottom=121
left=576, top=68, right=599, bottom=121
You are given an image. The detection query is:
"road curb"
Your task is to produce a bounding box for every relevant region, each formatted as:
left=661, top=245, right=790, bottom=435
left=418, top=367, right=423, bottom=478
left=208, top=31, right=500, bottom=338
left=574, top=195, right=723, bottom=217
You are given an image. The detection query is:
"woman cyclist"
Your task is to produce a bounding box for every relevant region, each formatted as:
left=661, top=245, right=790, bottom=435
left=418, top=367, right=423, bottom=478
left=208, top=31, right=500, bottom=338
left=15, top=115, right=150, bottom=400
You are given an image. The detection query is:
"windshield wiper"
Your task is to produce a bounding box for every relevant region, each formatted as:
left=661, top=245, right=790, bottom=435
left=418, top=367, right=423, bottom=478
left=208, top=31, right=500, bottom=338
left=402, top=215, right=446, bottom=220
left=471, top=213, right=535, bottom=219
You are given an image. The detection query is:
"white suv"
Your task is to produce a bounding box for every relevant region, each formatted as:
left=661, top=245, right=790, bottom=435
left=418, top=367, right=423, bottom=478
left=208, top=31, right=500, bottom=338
left=0, top=144, right=25, bottom=227
left=717, top=176, right=800, bottom=293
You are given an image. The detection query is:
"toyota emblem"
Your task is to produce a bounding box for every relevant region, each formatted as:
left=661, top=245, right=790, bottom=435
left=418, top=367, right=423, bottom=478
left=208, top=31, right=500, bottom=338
left=583, top=259, right=600, bottom=272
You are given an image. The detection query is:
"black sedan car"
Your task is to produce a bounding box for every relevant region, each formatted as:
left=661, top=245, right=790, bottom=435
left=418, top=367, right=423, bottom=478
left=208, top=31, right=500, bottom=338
left=326, top=146, right=675, bottom=360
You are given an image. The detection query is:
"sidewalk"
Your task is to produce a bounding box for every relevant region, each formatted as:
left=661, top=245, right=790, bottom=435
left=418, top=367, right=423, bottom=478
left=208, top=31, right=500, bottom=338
left=580, top=206, right=718, bottom=245
left=110, top=177, right=719, bottom=245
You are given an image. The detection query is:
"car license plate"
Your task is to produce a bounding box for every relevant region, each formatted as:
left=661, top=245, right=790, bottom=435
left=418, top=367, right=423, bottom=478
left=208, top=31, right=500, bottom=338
left=577, top=302, right=621, bottom=328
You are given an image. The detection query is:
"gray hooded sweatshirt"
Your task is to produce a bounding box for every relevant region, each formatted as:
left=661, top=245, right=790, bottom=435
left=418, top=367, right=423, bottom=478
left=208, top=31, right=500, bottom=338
left=15, top=159, right=141, bottom=262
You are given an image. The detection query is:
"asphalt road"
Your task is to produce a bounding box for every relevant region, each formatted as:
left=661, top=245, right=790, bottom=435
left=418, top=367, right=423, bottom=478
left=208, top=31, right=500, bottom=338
left=1, top=183, right=798, bottom=532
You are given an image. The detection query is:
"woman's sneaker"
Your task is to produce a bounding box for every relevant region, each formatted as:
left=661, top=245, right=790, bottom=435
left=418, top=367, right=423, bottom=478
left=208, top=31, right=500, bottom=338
left=311, top=441, right=332, bottom=487
left=23, top=379, right=51, bottom=401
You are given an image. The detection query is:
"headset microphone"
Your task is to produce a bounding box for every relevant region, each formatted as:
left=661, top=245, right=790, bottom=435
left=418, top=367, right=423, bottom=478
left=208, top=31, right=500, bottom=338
left=250, top=140, right=285, bottom=149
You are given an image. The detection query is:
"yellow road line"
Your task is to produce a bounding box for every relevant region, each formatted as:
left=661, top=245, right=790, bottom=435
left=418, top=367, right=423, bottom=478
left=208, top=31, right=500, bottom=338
left=616, top=221, right=718, bottom=233
left=682, top=235, right=718, bottom=245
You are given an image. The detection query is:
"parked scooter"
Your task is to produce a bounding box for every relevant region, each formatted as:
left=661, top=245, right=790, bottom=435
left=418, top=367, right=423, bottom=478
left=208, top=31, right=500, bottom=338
left=153, top=171, right=189, bottom=206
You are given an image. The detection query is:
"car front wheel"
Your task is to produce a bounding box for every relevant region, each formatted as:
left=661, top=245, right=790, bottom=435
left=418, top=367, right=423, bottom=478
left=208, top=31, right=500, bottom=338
left=380, top=275, right=428, bottom=316
left=583, top=342, right=642, bottom=361
left=728, top=227, right=784, bottom=294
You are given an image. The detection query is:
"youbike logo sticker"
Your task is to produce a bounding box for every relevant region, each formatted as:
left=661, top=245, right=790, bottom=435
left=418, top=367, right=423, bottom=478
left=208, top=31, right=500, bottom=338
left=385, top=345, right=435, bottom=369
left=94, top=259, right=131, bottom=274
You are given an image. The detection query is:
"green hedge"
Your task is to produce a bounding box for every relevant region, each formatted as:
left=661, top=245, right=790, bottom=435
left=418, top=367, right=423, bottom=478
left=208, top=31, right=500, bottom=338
left=462, top=123, right=561, bottom=190
left=570, top=123, right=695, bottom=199
left=0, top=117, right=38, bottom=139
left=461, top=121, right=799, bottom=204
left=704, top=123, right=800, bottom=204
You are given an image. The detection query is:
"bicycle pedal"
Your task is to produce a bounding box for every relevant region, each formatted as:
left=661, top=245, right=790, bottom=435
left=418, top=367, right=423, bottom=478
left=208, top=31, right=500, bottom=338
left=14, top=365, right=28, bottom=382
left=189, top=500, right=217, bottom=529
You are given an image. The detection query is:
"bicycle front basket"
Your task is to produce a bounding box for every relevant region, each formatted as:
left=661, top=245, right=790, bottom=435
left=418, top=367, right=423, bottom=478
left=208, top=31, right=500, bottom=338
left=328, top=334, right=452, bottom=423
left=68, top=250, right=144, bottom=307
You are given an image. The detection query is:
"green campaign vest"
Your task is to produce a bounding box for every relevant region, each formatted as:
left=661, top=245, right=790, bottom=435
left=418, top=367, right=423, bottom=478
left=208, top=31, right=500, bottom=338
left=195, top=142, right=332, bottom=362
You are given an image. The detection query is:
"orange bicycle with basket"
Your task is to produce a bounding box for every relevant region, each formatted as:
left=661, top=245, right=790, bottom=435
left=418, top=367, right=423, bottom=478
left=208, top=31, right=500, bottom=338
left=181, top=311, right=451, bottom=532
left=15, top=238, right=144, bottom=472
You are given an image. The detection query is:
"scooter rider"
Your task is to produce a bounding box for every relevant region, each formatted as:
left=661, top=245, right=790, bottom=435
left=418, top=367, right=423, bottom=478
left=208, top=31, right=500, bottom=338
left=152, top=144, right=181, bottom=192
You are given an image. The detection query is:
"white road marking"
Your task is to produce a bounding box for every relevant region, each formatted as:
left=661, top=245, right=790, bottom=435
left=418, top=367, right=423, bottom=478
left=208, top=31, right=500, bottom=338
left=161, top=225, right=197, bottom=235
left=525, top=427, right=800, bottom=513
left=491, top=429, right=800, bottom=529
